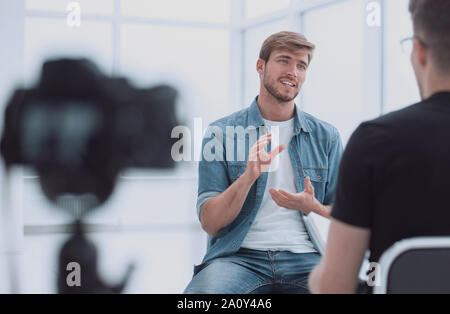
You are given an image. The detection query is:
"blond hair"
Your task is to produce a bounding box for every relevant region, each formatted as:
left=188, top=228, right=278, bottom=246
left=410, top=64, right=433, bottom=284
left=259, top=31, right=315, bottom=64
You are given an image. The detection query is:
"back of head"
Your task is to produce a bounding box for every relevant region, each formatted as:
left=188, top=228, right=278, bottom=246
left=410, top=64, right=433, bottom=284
left=409, top=0, right=450, bottom=75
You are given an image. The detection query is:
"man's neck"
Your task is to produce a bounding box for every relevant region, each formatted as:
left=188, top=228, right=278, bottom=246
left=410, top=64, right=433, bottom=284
left=422, top=69, right=450, bottom=99
left=257, top=90, right=295, bottom=122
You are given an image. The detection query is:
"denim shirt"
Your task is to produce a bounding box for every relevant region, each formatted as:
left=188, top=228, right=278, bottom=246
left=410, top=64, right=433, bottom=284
left=195, top=97, right=343, bottom=271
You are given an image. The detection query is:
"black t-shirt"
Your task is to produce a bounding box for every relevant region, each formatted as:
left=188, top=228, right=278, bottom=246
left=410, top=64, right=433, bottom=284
left=331, top=92, right=450, bottom=263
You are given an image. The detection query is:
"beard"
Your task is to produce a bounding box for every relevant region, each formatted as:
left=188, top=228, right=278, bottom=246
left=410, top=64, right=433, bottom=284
left=263, top=74, right=300, bottom=103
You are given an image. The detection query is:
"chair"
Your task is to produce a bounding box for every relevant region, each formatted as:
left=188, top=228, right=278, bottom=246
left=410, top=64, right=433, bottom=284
left=374, top=237, right=450, bottom=294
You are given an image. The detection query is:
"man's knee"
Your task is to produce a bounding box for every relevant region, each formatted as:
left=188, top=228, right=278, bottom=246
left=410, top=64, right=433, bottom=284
left=184, top=260, right=263, bottom=294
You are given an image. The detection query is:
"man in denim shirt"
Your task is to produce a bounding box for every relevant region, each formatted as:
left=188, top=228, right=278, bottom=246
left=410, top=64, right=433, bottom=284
left=184, top=32, right=343, bottom=294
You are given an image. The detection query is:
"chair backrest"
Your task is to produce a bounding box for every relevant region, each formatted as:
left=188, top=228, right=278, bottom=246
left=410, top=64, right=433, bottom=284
left=374, top=237, right=450, bottom=294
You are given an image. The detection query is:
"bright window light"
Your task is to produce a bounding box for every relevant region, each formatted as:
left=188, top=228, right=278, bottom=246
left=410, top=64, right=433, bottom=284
left=120, top=24, right=230, bottom=126
left=122, top=0, right=231, bottom=24
left=245, top=0, right=291, bottom=20
left=384, top=0, right=420, bottom=113
left=302, top=0, right=365, bottom=144
left=24, top=18, right=113, bottom=83
left=26, top=0, right=114, bottom=15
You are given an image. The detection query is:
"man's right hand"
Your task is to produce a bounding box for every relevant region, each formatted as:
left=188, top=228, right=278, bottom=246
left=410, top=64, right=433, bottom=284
left=244, top=133, right=285, bottom=183
left=200, top=133, right=284, bottom=236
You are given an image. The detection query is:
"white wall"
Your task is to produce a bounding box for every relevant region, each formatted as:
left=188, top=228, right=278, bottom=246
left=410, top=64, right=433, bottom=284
left=302, top=0, right=366, bottom=145
left=0, top=0, right=25, bottom=294
left=384, top=0, right=420, bottom=113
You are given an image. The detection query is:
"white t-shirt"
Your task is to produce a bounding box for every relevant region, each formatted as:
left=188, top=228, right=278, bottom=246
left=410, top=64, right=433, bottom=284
left=240, top=118, right=316, bottom=253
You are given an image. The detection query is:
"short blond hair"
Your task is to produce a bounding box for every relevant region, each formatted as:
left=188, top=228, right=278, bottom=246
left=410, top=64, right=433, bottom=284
left=259, top=31, right=315, bottom=64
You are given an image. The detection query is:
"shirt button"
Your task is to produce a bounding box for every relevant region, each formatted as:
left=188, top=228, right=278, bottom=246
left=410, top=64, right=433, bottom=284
left=232, top=243, right=237, bottom=248
left=317, top=175, right=321, bottom=180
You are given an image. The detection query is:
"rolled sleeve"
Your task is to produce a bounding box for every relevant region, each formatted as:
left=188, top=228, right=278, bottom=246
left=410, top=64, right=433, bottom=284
left=196, top=124, right=229, bottom=220
left=196, top=191, right=221, bottom=219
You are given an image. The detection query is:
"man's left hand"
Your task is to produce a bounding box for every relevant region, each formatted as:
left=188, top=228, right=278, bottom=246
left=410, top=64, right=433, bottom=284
left=269, top=177, right=319, bottom=215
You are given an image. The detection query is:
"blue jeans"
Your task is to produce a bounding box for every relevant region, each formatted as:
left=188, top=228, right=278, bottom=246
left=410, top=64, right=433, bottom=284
left=184, top=248, right=321, bottom=294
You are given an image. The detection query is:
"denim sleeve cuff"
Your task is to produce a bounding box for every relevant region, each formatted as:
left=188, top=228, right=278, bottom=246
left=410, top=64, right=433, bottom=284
left=196, top=191, right=221, bottom=219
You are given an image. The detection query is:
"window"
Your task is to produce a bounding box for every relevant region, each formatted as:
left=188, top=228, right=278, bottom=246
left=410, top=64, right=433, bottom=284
left=245, top=0, right=291, bottom=20
left=24, top=18, right=113, bottom=83
left=302, top=0, right=365, bottom=144
left=122, top=0, right=230, bottom=24
left=384, top=0, right=420, bottom=113
left=26, top=0, right=114, bottom=14
left=17, top=0, right=230, bottom=294
left=120, top=24, right=230, bottom=126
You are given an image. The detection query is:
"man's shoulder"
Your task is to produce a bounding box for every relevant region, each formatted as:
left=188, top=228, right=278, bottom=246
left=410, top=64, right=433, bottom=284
left=372, top=103, right=418, bottom=124
left=356, top=102, right=419, bottom=135
left=346, top=103, right=422, bottom=155
left=302, top=111, right=339, bottom=138
left=209, top=107, right=251, bottom=129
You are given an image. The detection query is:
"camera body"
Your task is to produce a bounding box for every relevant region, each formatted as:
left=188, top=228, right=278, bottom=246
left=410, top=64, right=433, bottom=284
left=0, top=58, right=178, bottom=206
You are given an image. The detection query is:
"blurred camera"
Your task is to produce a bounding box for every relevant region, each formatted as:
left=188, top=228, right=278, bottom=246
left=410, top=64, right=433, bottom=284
left=0, top=58, right=179, bottom=293
left=1, top=58, right=178, bottom=207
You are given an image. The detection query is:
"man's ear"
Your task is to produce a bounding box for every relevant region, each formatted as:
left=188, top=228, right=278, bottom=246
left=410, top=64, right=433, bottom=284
left=414, top=39, right=429, bottom=68
left=256, top=58, right=265, bottom=76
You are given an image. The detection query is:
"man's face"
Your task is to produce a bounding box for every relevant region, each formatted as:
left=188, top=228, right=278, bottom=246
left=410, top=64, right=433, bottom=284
left=258, top=49, right=309, bottom=102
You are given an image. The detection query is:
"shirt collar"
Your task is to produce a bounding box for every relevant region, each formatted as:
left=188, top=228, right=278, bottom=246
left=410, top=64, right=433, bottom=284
left=427, top=91, right=450, bottom=101
left=248, top=96, right=312, bottom=135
